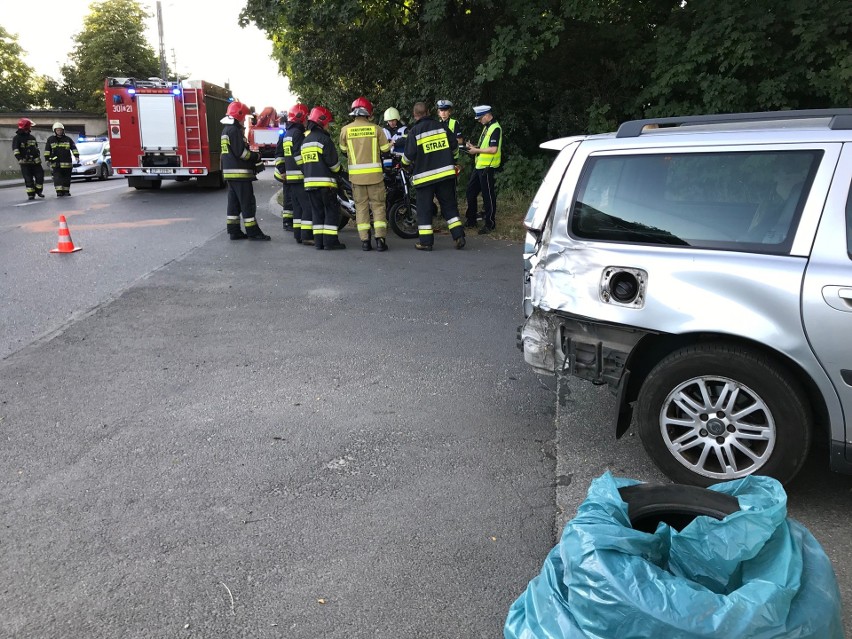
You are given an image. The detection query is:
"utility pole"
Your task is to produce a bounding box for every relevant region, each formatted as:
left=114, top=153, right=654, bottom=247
left=156, top=1, right=167, bottom=81
left=171, top=48, right=178, bottom=81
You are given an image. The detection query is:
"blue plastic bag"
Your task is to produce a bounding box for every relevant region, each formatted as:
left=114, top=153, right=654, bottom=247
left=505, top=473, right=844, bottom=639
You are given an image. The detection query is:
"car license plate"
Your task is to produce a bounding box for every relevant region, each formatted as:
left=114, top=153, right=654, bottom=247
left=147, top=168, right=173, bottom=174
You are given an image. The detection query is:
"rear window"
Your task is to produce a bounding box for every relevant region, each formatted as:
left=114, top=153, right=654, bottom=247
left=571, top=150, right=822, bottom=253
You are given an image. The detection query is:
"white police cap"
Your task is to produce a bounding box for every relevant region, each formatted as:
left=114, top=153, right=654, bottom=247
left=473, top=105, right=492, bottom=118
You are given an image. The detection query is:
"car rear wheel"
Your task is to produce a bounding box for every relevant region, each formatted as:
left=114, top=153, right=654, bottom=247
left=636, top=343, right=811, bottom=486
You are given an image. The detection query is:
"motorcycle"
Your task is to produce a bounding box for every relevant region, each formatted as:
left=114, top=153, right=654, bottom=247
left=337, top=155, right=418, bottom=239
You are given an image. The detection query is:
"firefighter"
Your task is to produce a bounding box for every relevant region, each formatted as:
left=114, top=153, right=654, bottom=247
left=464, top=105, right=503, bottom=233
left=274, top=104, right=311, bottom=242
left=401, top=102, right=466, bottom=251
left=339, top=96, right=391, bottom=251
left=382, top=107, right=408, bottom=154
left=301, top=106, right=344, bottom=250
left=44, top=122, right=79, bottom=197
left=220, top=101, right=270, bottom=241
left=12, top=118, right=45, bottom=200
left=274, top=110, right=295, bottom=232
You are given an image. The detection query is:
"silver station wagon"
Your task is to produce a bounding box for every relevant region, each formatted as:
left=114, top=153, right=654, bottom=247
left=520, top=109, right=852, bottom=486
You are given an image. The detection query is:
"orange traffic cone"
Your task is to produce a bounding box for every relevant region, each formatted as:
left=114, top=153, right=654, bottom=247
left=49, top=215, right=83, bottom=254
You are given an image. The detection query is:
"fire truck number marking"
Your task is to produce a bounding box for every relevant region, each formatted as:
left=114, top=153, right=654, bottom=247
left=112, top=105, right=134, bottom=113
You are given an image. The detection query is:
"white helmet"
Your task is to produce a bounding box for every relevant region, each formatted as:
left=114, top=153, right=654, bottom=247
left=52, top=121, right=65, bottom=133
left=383, top=107, right=401, bottom=122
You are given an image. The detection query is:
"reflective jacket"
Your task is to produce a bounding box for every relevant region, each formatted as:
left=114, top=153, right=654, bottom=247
left=441, top=117, right=463, bottom=145
left=300, top=124, right=340, bottom=189
left=339, top=116, right=390, bottom=185
left=44, top=134, right=79, bottom=169
left=274, top=121, right=306, bottom=184
left=221, top=120, right=260, bottom=181
left=474, top=120, right=502, bottom=169
left=401, top=116, right=458, bottom=187
left=12, top=129, right=41, bottom=165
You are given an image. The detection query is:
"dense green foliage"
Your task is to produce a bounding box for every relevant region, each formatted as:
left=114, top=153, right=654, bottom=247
left=241, top=0, right=852, bottom=192
left=0, top=26, right=40, bottom=111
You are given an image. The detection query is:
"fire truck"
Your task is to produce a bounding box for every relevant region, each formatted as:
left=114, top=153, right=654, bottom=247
left=247, top=106, right=283, bottom=165
left=104, top=77, right=232, bottom=189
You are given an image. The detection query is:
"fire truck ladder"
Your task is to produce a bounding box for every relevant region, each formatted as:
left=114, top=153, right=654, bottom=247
left=182, top=90, right=203, bottom=165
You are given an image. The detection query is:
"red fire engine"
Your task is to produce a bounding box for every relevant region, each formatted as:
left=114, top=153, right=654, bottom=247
left=248, top=106, right=283, bottom=165
left=104, top=77, right=232, bottom=189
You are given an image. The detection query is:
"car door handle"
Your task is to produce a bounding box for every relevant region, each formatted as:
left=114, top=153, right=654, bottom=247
left=822, top=286, right=852, bottom=311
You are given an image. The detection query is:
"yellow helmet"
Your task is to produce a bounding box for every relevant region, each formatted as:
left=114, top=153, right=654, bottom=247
left=383, top=107, right=401, bottom=122
left=52, top=122, right=65, bottom=132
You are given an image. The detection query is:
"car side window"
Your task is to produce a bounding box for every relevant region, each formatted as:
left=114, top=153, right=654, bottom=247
left=846, top=178, right=852, bottom=260
left=572, top=150, right=823, bottom=254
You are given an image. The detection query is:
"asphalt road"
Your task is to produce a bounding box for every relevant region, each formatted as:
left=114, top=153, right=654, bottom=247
left=0, top=173, right=849, bottom=637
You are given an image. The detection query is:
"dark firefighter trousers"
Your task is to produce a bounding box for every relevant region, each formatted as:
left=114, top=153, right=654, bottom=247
left=226, top=180, right=260, bottom=235
left=20, top=163, right=44, bottom=198
left=52, top=167, right=73, bottom=195
left=416, top=178, right=464, bottom=247
left=286, top=182, right=312, bottom=243
left=307, top=187, right=342, bottom=249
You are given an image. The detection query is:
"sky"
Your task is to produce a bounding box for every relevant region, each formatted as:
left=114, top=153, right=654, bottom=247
left=2, top=0, right=297, bottom=112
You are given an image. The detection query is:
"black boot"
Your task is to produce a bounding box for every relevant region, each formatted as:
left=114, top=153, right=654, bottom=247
left=229, top=229, right=248, bottom=240
left=247, top=229, right=271, bottom=241
left=375, top=237, right=387, bottom=252
left=362, top=239, right=373, bottom=251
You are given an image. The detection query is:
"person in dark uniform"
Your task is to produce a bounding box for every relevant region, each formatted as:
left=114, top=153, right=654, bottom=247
left=44, top=122, right=79, bottom=197
left=464, top=105, right=503, bottom=233
left=220, top=101, right=270, bottom=240
left=401, top=101, right=466, bottom=251
left=274, top=103, right=311, bottom=243
left=12, top=118, right=45, bottom=200
left=301, top=106, right=345, bottom=250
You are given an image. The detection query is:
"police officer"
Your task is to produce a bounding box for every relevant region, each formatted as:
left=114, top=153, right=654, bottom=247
left=12, top=118, right=45, bottom=200
left=301, top=106, right=345, bottom=250
left=401, top=102, right=466, bottom=251
left=464, top=105, right=503, bottom=233
left=44, top=122, right=79, bottom=197
left=274, top=103, right=311, bottom=242
left=220, top=101, right=270, bottom=240
left=436, top=99, right=464, bottom=147
left=339, top=96, right=391, bottom=251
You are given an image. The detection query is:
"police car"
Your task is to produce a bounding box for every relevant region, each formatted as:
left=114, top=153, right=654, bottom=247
left=72, top=136, right=113, bottom=181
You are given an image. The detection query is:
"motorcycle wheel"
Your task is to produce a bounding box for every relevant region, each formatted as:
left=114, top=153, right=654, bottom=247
left=388, top=198, right=419, bottom=239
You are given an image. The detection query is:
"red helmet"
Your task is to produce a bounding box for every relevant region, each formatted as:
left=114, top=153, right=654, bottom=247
left=18, top=118, right=35, bottom=131
left=226, top=101, right=250, bottom=121
left=288, top=103, right=309, bottom=124
left=349, top=96, right=373, bottom=117
left=308, top=106, right=333, bottom=128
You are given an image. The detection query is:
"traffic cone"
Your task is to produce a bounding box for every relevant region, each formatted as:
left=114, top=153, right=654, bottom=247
left=49, top=215, right=83, bottom=254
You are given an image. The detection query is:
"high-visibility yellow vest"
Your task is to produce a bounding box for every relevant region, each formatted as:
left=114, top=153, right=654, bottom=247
left=475, top=121, right=502, bottom=169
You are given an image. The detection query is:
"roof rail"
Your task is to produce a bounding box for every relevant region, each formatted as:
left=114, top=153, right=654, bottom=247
left=616, top=109, right=852, bottom=138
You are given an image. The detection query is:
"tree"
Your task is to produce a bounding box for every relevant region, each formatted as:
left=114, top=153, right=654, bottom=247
left=0, top=26, right=39, bottom=111
left=60, top=0, right=160, bottom=113
left=639, top=0, right=852, bottom=115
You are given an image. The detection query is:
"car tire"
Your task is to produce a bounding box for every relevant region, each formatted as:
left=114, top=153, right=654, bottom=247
left=636, top=343, right=811, bottom=487
left=98, top=164, right=108, bottom=181
left=618, top=483, right=740, bottom=532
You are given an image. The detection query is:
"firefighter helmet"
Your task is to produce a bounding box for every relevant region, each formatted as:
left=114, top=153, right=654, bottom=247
left=349, top=96, right=373, bottom=117
left=226, top=101, right=250, bottom=121
left=18, top=118, right=35, bottom=131
left=308, top=106, right=333, bottom=128
left=383, top=107, right=401, bottom=123
left=288, top=103, right=309, bottom=124
left=52, top=122, right=65, bottom=133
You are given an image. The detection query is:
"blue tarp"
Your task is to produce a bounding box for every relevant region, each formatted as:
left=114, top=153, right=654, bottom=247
left=505, top=473, right=844, bottom=639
